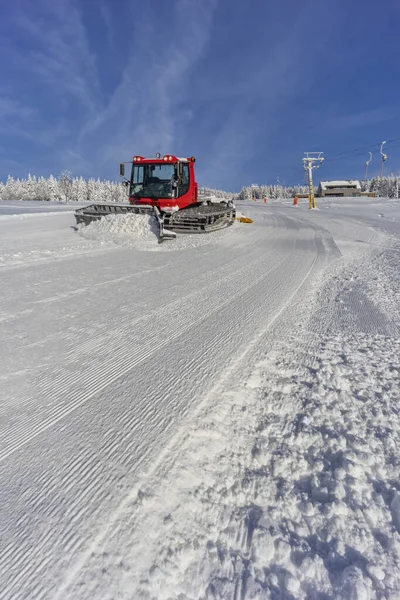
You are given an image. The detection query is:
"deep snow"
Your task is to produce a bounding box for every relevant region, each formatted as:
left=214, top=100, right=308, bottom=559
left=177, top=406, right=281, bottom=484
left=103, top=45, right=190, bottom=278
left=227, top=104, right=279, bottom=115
left=0, top=197, right=399, bottom=599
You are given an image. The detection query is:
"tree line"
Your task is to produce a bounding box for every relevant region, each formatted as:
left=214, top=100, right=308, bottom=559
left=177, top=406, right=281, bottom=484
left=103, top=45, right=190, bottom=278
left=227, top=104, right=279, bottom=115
left=1, top=172, right=399, bottom=202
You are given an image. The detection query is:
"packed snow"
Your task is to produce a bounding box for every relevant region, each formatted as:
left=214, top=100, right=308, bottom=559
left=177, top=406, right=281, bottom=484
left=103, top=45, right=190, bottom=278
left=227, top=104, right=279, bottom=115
left=0, top=197, right=399, bottom=599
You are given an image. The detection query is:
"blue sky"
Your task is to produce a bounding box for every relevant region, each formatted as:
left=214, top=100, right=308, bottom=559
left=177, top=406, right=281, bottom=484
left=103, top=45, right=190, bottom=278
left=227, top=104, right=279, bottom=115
left=1, top=0, right=399, bottom=191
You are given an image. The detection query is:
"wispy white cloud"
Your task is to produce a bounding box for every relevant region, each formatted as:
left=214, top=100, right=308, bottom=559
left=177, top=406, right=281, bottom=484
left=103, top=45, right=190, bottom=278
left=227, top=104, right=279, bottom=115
left=76, top=0, right=219, bottom=171
left=0, top=0, right=319, bottom=185
left=15, top=0, right=100, bottom=115
left=0, top=0, right=105, bottom=175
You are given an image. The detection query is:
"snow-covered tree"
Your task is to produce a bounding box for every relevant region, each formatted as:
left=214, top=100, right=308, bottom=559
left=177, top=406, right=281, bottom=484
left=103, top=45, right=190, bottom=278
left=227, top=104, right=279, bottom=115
left=47, top=175, right=61, bottom=202
left=76, top=177, right=88, bottom=202
left=35, top=176, right=49, bottom=201
left=25, top=174, right=37, bottom=200
left=87, top=178, right=97, bottom=202
left=58, top=171, right=73, bottom=202
left=2, top=176, right=18, bottom=200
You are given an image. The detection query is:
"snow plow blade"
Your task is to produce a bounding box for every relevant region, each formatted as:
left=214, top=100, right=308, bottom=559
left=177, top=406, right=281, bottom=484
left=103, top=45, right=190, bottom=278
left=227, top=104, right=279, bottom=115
left=74, top=203, right=176, bottom=244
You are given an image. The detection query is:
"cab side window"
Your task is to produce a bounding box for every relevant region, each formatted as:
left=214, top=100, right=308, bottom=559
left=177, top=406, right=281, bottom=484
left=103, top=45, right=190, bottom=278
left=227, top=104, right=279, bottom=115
left=179, top=165, right=190, bottom=196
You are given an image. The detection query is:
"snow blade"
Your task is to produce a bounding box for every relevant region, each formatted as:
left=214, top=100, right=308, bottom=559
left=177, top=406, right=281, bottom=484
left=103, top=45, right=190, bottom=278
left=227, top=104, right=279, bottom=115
left=153, top=207, right=176, bottom=244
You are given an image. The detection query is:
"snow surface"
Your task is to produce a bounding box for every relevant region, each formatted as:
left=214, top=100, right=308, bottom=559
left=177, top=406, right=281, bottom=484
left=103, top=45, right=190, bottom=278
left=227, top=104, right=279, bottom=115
left=0, top=197, right=400, bottom=599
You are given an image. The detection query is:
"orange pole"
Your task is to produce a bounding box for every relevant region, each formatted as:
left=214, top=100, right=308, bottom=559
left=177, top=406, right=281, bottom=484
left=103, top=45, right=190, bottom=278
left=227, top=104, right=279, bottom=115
left=293, top=196, right=298, bottom=206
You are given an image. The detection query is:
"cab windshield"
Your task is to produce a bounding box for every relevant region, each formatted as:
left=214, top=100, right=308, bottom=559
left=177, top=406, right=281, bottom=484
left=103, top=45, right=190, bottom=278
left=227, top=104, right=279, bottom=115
left=130, top=163, right=189, bottom=199
left=130, top=163, right=176, bottom=199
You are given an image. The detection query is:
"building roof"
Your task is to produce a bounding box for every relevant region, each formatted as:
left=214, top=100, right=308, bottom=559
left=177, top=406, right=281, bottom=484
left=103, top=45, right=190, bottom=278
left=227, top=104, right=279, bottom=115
left=319, top=180, right=361, bottom=190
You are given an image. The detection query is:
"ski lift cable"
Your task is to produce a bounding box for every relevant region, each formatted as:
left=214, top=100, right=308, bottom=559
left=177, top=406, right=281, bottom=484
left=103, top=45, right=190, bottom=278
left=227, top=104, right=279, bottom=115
left=324, top=143, right=400, bottom=164
left=324, top=136, right=400, bottom=161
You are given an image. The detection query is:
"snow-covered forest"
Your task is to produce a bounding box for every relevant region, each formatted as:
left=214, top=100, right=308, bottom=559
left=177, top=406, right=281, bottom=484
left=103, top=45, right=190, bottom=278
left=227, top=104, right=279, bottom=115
left=198, top=186, right=233, bottom=199
left=0, top=172, right=128, bottom=203
left=1, top=172, right=400, bottom=202
left=363, top=175, right=400, bottom=198
left=0, top=172, right=233, bottom=203
left=238, top=183, right=308, bottom=200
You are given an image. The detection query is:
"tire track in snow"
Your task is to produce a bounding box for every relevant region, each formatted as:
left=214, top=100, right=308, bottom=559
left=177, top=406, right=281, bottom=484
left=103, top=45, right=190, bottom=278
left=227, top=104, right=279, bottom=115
left=1, top=225, right=267, bottom=357
left=0, top=245, right=120, bottom=272
left=0, top=219, right=266, bottom=332
left=0, top=252, right=285, bottom=463
left=0, top=225, right=273, bottom=417
left=84, top=246, right=303, bottom=473
left=0, top=233, right=292, bottom=462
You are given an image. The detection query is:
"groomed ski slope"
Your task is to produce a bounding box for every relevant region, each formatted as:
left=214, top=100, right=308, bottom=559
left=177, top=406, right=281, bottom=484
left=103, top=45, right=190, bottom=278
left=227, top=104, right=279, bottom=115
left=0, top=197, right=399, bottom=599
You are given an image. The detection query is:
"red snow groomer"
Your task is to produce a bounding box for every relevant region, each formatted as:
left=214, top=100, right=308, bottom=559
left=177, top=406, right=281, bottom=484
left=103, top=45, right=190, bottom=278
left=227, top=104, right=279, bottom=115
left=75, top=154, right=235, bottom=242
